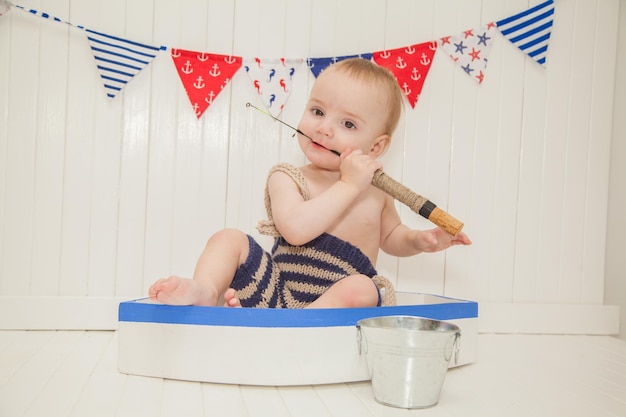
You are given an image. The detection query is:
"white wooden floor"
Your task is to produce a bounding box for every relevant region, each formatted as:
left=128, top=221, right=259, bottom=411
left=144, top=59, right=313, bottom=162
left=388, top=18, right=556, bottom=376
left=0, top=331, right=625, bottom=417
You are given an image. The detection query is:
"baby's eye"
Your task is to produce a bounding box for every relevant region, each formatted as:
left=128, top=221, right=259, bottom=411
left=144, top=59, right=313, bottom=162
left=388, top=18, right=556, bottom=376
left=312, top=108, right=324, bottom=117
left=343, top=120, right=356, bottom=129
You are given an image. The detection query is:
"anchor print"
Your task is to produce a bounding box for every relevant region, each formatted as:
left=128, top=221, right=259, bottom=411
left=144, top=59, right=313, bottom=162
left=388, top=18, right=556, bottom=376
left=396, top=57, right=407, bottom=69
left=193, top=76, right=205, bottom=89
left=208, top=63, right=221, bottom=77
left=172, top=48, right=242, bottom=119
left=372, top=41, right=436, bottom=108
left=205, top=90, right=216, bottom=104
left=411, top=67, right=421, bottom=81
left=181, top=60, right=193, bottom=75
left=401, top=82, right=411, bottom=96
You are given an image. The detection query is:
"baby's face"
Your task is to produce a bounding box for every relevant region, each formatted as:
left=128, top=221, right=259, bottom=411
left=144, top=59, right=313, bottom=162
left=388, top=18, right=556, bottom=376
left=297, top=68, right=390, bottom=166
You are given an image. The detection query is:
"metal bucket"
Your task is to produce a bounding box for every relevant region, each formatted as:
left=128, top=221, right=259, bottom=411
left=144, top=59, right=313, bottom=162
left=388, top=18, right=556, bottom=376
left=357, top=315, right=460, bottom=409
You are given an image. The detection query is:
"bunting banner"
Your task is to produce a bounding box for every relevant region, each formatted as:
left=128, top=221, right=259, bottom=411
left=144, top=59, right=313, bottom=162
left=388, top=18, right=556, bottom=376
left=372, top=42, right=438, bottom=108
left=85, top=29, right=167, bottom=99
left=243, top=58, right=303, bottom=117
left=496, top=0, right=554, bottom=66
left=13, top=3, right=66, bottom=22
left=171, top=49, right=242, bottom=119
left=7, top=1, right=556, bottom=118
left=439, top=22, right=497, bottom=84
left=307, top=53, right=374, bottom=78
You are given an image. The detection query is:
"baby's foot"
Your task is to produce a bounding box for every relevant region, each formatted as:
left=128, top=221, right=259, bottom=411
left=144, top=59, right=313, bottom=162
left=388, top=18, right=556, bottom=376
left=149, top=276, right=208, bottom=305
left=223, top=288, right=242, bottom=308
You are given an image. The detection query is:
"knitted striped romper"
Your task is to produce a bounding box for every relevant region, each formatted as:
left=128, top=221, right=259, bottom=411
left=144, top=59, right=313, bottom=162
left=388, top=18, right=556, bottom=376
left=230, top=163, right=396, bottom=308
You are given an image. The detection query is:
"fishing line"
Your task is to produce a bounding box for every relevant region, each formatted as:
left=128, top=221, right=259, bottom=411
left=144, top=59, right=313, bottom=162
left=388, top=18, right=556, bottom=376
left=245, top=102, right=341, bottom=156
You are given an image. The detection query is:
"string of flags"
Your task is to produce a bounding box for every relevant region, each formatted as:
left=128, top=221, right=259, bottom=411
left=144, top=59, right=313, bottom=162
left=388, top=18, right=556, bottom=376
left=1, top=0, right=555, bottom=119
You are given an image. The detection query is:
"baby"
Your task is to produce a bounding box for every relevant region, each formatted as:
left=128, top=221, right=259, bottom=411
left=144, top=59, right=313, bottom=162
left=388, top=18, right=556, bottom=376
left=149, top=58, right=471, bottom=308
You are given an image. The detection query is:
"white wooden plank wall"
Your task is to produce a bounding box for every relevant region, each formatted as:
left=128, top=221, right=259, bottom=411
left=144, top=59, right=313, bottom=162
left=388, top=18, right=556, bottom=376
left=0, top=0, right=620, bottom=323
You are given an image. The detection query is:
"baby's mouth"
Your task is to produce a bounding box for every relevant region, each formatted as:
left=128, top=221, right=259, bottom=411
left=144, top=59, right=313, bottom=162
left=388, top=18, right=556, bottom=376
left=312, top=140, right=338, bottom=155
left=308, top=137, right=341, bottom=157
left=295, top=129, right=341, bottom=157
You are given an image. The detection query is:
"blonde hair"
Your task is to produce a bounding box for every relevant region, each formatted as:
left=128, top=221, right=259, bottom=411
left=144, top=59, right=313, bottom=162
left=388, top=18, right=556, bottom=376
left=322, top=58, right=404, bottom=139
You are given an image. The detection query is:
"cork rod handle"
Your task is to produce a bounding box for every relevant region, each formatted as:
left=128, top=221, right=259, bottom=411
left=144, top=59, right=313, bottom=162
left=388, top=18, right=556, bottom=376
left=371, top=170, right=464, bottom=236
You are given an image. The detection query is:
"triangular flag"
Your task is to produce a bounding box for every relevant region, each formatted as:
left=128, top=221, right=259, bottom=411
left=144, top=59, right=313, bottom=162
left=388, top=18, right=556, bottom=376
left=496, top=0, right=554, bottom=66
left=439, top=22, right=497, bottom=84
left=85, top=29, right=166, bottom=99
left=171, top=49, right=242, bottom=119
left=373, top=42, right=437, bottom=108
left=306, top=53, right=373, bottom=78
left=243, top=58, right=303, bottom=117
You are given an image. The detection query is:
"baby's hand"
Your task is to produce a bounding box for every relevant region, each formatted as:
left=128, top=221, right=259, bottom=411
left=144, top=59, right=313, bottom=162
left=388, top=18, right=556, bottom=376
left=339, top=148, right=382, bottom=192
left=413, top=228, right=472, bottom=252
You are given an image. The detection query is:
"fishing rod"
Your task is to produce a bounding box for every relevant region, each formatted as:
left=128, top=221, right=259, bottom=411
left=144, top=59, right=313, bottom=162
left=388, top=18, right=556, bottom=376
left=245, top=102, right=464, bottom=236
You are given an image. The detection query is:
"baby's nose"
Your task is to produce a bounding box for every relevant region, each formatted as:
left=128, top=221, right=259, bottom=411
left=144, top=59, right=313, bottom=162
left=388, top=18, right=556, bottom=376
left=315, top=120, right=333, bottom=137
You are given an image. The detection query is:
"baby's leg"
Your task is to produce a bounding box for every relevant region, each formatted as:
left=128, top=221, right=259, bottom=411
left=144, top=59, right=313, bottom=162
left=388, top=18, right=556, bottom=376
left=149, top=276, right=209, bottom=305
left=149, top=228, right=250, bottom=306
left=306, top=274, right=379, bottom=308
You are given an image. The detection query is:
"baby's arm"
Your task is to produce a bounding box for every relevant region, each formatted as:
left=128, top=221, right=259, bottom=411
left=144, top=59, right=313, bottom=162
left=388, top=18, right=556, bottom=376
left=380, top=195, right=471, bottom=256
left=267, top=170, right=359, bottom=245
left=269, top=150, right=380, bottom=246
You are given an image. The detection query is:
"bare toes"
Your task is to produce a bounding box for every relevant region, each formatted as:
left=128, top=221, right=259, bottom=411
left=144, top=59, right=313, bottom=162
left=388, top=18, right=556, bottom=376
left=223, top=288, right=242, bottom=308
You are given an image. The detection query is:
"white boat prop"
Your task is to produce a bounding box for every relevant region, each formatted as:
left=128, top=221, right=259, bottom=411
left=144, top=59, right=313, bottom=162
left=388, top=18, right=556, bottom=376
left=118, top=292, right=478, bottom=386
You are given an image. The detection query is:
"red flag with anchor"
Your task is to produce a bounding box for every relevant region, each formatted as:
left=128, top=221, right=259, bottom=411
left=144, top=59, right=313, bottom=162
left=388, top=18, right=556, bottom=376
left=373, top=41, right=438, bottom=108
left=171, top=49, right=242, bottom=119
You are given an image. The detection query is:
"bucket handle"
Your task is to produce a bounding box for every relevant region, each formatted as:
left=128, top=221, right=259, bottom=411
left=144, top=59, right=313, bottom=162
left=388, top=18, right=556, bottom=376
left=356, top=325, right=366, bottom=355
left=444, top=332, right=461, bottom=365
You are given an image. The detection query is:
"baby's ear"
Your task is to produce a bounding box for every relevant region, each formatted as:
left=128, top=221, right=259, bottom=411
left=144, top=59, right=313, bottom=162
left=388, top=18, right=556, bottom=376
left=370, top=134, right=390, bottom=157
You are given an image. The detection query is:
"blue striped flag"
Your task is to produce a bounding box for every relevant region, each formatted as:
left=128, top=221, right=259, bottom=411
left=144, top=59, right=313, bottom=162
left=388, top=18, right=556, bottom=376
left=496, top=0, right=554, bottom=66
left=84, top=29, right=166, bottom=98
